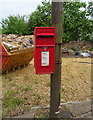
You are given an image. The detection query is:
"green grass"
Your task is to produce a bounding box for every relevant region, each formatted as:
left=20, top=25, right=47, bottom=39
left=0, top=110, right=2, bottom=117
left=3, top=89, right=25, bottom=117
left=61, top=87, right=65, bottom=92
left=71, top=47, right=79, bottom=51
left=32, top=93, right=42, bottom=100
left=3, top=89, right=25, bottom=115
left=0, top=29, right=2, bottom=34
left=6, top=97, right=25, bottom=109
left=4, top=90, right=25, bottom=110
left=34, top=81, right=38, bottom=84
left=88, top=47, right=93, bottom=51
left=3, top=97, right=25, bottom=117
left=5, top=90, right=16, bottom=99
left=22, top=85, right=32, bottom=91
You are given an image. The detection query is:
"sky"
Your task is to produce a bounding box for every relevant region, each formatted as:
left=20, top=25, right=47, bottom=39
left=0, top=0, right=43, bottom=22
left=0, top=0, right=92, bottom=23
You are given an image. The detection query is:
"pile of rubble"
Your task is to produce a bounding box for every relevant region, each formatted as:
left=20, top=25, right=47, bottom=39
left=1, top=34, right=34, bottom=52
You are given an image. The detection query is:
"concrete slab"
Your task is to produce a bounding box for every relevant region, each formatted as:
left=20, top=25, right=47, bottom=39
left=79, top=112, right=92, bottom=118
left=13, top=99, right=92, bottom=119
left=64, top=100, right=91, bottom=117
left=14, top=109, right=37, bottom=118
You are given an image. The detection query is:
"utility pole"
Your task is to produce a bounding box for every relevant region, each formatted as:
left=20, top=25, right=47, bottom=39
left=50, top=1, right=63, bottom=118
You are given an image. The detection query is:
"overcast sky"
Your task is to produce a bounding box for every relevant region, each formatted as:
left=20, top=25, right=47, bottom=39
left=0, top=0, right=43, bottom=22
left=0, top=0, right=92, bottom=22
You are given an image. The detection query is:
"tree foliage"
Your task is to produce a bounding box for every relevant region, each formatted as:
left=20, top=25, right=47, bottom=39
left=28, top=1, right=93, bottom=42
left=1, top=15, right=28, bottom=35
left=1, top=0, right=93, bottom=42
left=87, top=2, right=93, bottom=18
left=63, top=2, right=93, bottom=42
left=27, top=0, right=51, bottom=34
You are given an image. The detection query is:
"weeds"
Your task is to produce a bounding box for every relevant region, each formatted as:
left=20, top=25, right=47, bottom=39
left=0, top=110, right=2, bottom=118
left=61, top=87, right=65, bottom=92
left=5, top=97, right=25, bottom=109
left=71, top=47, right=80, bottom=52
left=22, top=85, right=32, bottom=91
left=5, top=90, right=16, bottom=99
left=34, top=81, right=38, bottom=84
left=88, top=47, right=93, bottom=51
left=3, top=90, right=25, bottom=110
left=32, top=93, right=42, bottom=100
left=3, top=90, right=25, bottom=117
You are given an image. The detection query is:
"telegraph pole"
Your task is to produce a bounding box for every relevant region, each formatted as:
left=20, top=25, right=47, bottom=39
left=50, top=1, right=63, bottom=118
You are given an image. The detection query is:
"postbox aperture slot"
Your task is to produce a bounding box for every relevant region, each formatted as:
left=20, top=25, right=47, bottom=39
left=37, top=35, right=54, bottom=38
left=36, top=33, right=54, bottom=38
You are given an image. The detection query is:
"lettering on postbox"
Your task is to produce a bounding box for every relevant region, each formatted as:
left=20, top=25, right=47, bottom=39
left=34, top=27, right=55, bottom=74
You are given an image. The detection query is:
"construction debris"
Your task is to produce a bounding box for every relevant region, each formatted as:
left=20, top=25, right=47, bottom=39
left=80, top=52, right=90, bottom=57
left=2, top=34, right=34, bottom=52
left=0, top=34, right=34, bottom=73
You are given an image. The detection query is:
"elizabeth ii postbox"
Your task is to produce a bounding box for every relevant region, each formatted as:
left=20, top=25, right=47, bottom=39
left=34, top=27, right=55, bottom=74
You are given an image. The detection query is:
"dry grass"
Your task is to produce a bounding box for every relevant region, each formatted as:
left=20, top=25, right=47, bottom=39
left=2, top=58, right=92, bottom=117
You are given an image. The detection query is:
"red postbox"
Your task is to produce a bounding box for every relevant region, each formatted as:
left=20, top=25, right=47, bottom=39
left=34, top=27, right=55, bottom=74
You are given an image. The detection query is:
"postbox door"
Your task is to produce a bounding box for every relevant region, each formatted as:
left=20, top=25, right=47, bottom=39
left=35, top=46, right=55, bottom=74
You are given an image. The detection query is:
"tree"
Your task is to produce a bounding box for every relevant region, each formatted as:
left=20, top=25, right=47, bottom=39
left=27, top=0, right=51, bottom=34
left=87, top=2, right=93, bottom=19
left=63, top=2, right=93, bottom=42
left=1, top=15, right=28, bottom=35
left=86, top=2, right=93, bottom=41
left=1, top=0, right=93, bottom=42
left=28, top=0, right=93, bottom=42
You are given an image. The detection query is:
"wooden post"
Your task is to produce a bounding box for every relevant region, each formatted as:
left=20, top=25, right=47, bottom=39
left=50, top=1, right=63, bottom=118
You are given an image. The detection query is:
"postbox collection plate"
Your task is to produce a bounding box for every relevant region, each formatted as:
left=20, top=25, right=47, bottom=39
left=41, top=51, right=49, bottom=66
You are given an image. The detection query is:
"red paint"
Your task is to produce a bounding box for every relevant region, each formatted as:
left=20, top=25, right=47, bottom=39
left=34, top=27, right=55, bottom=74
left=0, top=43, right=10, bottom=71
